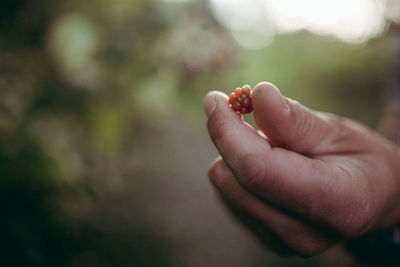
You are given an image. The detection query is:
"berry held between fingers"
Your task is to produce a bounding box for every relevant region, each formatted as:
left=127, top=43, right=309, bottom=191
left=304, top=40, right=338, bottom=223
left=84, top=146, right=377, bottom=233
left=228, top=85, right=253, bottom=114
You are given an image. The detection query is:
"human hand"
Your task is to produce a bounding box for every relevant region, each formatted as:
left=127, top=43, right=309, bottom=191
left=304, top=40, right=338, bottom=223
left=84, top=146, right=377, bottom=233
left=204, top=82, right=400, bottom=256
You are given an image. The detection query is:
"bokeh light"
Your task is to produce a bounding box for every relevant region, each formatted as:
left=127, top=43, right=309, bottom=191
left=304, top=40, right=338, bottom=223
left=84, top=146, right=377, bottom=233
left=210, top=0, right=387, bottom=48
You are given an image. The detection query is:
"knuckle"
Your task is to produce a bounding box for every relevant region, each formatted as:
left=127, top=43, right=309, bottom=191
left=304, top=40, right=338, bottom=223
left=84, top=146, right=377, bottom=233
left=286, top=99, right=302, bottom=125
left=325, top=200, right=373, bottom=238
left=332, top=210, right=372, bottom=238
left=235, top=155, right=267, bottom=189
left=283, top=100, right=315, bottom=149
left=293, top=104, right=313, bottom=139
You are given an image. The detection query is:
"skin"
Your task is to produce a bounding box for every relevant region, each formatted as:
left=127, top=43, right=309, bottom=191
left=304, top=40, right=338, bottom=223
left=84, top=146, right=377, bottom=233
left=204, top=82, right=400, bottom=257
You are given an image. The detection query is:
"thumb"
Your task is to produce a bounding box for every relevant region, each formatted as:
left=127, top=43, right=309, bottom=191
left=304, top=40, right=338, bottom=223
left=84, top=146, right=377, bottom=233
left=252, top=82, right=340, bottom=154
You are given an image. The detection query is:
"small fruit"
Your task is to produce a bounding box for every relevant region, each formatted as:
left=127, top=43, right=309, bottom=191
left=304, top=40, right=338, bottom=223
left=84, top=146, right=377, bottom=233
left=228, top=85, right=253, bottom=114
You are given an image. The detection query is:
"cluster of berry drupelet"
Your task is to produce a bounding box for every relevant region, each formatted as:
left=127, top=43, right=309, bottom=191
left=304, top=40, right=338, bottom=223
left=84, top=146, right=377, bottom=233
left=228, top=85, right=253, bottom=114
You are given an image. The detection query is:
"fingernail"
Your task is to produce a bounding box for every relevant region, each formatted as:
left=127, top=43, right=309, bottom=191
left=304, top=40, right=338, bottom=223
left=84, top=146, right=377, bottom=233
left=204, top=95, right=217, bottom=119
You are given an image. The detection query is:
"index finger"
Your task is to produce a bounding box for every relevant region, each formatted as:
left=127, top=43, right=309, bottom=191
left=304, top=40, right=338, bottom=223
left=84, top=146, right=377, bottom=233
left=204, top=91, right=271, bottom=179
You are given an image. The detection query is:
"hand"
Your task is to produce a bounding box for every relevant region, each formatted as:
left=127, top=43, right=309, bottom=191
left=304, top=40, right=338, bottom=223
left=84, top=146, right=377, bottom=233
left=204, top=82, right=400, bottom=257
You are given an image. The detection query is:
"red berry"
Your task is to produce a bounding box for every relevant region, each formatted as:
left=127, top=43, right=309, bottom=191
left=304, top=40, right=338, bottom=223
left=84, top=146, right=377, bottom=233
left=228, top=85, right=253, bottom=114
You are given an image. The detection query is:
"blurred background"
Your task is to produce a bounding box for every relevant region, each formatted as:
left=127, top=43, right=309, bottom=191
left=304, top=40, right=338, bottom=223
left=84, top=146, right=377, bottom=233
left=1, top=0, right=400, bottom=266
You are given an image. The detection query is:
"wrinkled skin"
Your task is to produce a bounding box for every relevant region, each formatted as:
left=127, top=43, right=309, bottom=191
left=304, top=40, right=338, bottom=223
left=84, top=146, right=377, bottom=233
left=204, top=82, right=400, bottom=257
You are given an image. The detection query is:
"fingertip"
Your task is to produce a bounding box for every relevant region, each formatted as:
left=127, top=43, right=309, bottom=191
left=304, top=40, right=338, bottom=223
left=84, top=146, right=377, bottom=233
left=252, top=82, right=287, bottom=120
left=203, top=91, right=228, bottom=119
left=252, top=82, right=282, bottom=107
left=205, top=90, right=228, bottom=99
left=253, top=81, right=280, bottom=93
left=207, top=156, right=223, bottom=176
left=207, top=157, right=231, bottom=188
